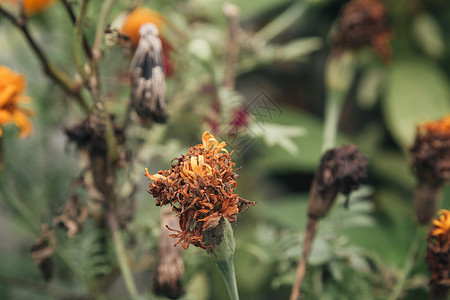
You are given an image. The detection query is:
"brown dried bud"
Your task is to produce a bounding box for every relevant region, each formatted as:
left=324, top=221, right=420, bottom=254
left=65, top=114, right=125, bottom=155
left=333, top=0, right=393, bottom=62
left=66, top=114, right=125, bottom=195
left=425, top=209, right=450, bottom=299
left=153, top=207, right=185, bottom=299
left=410, top=115, right=450, bottom=224
left=30, top=224, right=57, bottom=281
left=309, top=144, right=368, bottom=219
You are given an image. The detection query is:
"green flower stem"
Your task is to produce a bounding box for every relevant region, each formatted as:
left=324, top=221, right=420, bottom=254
left=388, top=227, right=423, bottom=300
left=216, top=257, right=239, bottom=300
left=205, top=219, right=239, bottom=300
left=107, top=209, right=139, bottom=299
left=322, top=90, right=345, bottom=152
left=253, top=0, right=307, bottom=44
left=0, top=174, right=39, bottom=234
left=322, top=53, right=356, bottom=152
left=73, top=0, right=90, bottom=81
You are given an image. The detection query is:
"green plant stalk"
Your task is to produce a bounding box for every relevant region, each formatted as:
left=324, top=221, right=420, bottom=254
left=205, top=219, right=239, bottom=300
left=107, top=209, right=138, bottom=299
left=322, top=90, right=345, bottom=152
left=216, top=258, right=239, bottom=300
left=73, top=0, right=90, bottom=81
left=388, top=227, right=422, bottom=300
left=253, top=0, right=307, bottom=44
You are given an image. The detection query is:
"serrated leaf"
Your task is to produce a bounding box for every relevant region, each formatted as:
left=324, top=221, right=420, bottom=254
left=383, top=58, right=450, bottom=148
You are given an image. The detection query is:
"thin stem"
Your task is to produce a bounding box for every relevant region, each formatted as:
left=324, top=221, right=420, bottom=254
left=0, top=5, right=90, bottom=113
left=290, top=218, right=318, bottom=300
left=388, top=227, right=422, bottom=300
left=252, top=0, right=307, bottom=44
left=216, top=258, right=240, bottom=300
left=0, top=174, right=39, bottom=233
left=321, top=91, right=344, bottom=152
left=223, top=3, right=240, bottom=90
left=107, top=208, right=139, bottom=299
left=60, top=0, right=93, bottom=59
left=73, top=0, right=90, bottom=82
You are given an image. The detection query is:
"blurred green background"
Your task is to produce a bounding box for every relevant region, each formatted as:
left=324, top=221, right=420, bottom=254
left=1, top=0, right=450, bottom=299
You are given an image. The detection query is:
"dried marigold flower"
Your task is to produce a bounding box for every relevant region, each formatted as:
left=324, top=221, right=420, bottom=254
left=65, top=114, right=125, bottom=195
left=0, top=66, right=33, bottom=138
left=425, top=209, right=450, bottom=299
left=121, top=7, right=174, bottom=77
left=332, top=0, right=393, bottom=62
left=145, top=131, right=255, bottom=250
left=410, top=115, right=450, bottom=224
left=309, top=144, right=368, bottom=219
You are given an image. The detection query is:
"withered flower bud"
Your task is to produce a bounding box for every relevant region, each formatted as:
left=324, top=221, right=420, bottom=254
left=65, top=114, right=125, bottom=195
left=153, top=207, right=185, bottom=299
left=410, top=115, right=450, bottom=224
left=145, top=131, right=255, bottom=250
left=309, top=144, right=368, bottom=219
left=332, top=0, right=393, bottom=62
left=30, top=224, right=57, bottom=281
left=53, top=195, right=89, bottom=238
left=425, top=209, right=450, bottom=299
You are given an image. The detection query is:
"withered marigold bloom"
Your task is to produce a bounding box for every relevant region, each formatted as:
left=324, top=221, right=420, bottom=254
left=145, top=131, right=255, bottom=250
left=121, top=7, right=174, bottom=77
left=309, top=144, right=368, bottom=219
left=425, top=209, right=450, bottom=299
left=65, top=114, right=125, bottom=195
left=332, top=0, right=393, bottom=62
left=410, top=115, right=450, bottom=224
left=0, top=66, right=33, bottom=138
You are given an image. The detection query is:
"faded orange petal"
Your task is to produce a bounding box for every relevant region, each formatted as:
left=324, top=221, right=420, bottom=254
left=12, top=110, right=33, bottom=138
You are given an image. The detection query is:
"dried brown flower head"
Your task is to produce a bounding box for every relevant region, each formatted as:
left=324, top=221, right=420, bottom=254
left=65, top=114, right=125, bottom=155
left=425, top=209, right=450, bottom=298
left=145, top=131, right=255, bottom=250
left=309, top=144, right=368, bottom=219
left=333, top=0, right=393, bottom=62
left=66, top=114, right=125, bottom=195
left=411, top=115, right=450, bottom=185
left=410, top=115, right=450, bottom=224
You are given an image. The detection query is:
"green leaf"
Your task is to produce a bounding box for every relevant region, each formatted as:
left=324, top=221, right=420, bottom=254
left=383, top=58, right=450, bottom=148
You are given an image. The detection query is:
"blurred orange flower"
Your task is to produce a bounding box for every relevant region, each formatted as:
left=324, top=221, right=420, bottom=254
left=0, top=66, right=33, bottom=138
left=3, top=0, right=56, bottom=15
left=431, top=209, right=450, bottom=239
left=418, top=115, right=450, bottom=136
left=145, top=131, right=254, bottom=250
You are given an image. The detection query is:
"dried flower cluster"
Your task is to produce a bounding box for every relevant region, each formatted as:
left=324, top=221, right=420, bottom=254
left=425, top=209, right=450, bottom=297
left=0, top=66, right=33, bottom=138
left=410, top=115, right=450, bottom=224
left=309, top=144, right=368, bottom=219
left=333, top=0, right=393, bottom=62
left=411, top=115, right=450, bottom=185
left=145, top=131, right=254, bottom=249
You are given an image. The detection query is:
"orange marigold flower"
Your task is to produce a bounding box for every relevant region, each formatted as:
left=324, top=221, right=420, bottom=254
left=425, top=209, right=450, bottom=295
left=0, top=66, right=33, bottom=138
left=145, top=131, right=255, bottom=250
left=3, top=0, right=56, bottom=16
left=121, top=7, right=174, bottom=76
